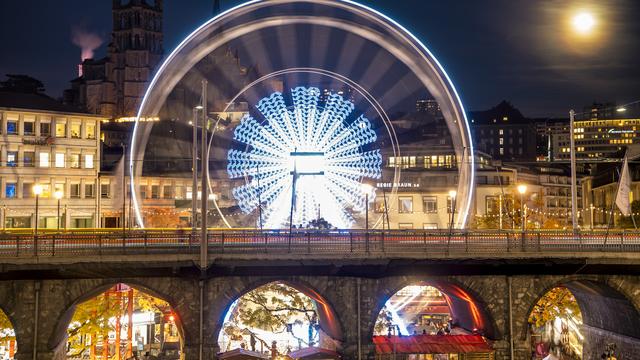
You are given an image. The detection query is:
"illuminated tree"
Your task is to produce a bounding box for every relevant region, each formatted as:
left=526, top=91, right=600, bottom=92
left=222, top=283, right=319, bottom=352
left=67, top=286, right=175, bottom=358
left=528, top=287, right=581, bottom=328
left=474, top=186, right=564, bottom=229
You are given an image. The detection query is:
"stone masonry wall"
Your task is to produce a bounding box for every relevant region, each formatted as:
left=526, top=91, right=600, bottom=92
left=0, top=274, right=638, bottom=359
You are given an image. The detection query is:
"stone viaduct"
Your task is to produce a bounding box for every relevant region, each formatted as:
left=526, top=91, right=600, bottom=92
left=1, top=251, right=640, bottom=360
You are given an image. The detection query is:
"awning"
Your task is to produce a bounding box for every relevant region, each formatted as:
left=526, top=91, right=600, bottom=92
left=289, top=347, right=341, bottom=359
left=217, top=348, right=270, bottom=360
left=373, top=335, right=493, bottom=354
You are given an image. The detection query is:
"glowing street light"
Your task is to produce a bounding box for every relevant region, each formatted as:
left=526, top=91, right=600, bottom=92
left=617, top=107, right=627, bottom=113
left=572, top=12, right=595, bottom=34
left=517, top=185, right=527, bottom=232
left=54, top=190, right=64, bottom=231
left=517, top=184, right=527, bottom=195
left=33, top=184, right=43, bottom=254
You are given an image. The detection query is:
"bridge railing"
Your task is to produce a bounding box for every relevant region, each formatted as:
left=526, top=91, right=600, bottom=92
left=1, top=229, right=640, bottom=258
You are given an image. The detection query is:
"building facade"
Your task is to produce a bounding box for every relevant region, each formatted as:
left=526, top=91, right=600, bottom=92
left=470, top=101, right=537, bottom=162
left=553, top=117, right=640, bottom=161
left=0, top=93, right=106, bottom=228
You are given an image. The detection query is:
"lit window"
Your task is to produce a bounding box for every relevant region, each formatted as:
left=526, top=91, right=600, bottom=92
left=499, top=147, right=504, bottom=155
left=499, top=129, right=504, bottom=135
left=7, top=121, right=17, bottom=135
left=70, top=154, right=80, bottom=168
left=39, top=184, right=51, bottom=198
left=374, top=196, right=388, bottom=213
left=5, top=183, right=16, bottom=198
left=6, top=152, right=17, bottom=167
left=39, top=152, right=50, bottom=167
left=398, top=196, right=413, bottom=213
left=84, top=154, right=94, bottom=169
left=55, top=122, right=66, bottom=137
left=422, top=196, right=437, bottom=213
left=70, top=123, right=81, bottom=138
left=499, top=138, right=504, bottom=145
left=55, top=153, right=65, bottom=168
left=398, top=223, right=414, bottom=230
left=86, top=124, right=96, bottom=139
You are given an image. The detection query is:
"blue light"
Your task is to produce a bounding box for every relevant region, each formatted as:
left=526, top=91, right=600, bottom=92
left=228, top=86, right=382, bottom=228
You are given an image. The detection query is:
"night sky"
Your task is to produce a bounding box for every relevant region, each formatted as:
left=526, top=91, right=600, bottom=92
left=1, top=0, right=639, bottom=117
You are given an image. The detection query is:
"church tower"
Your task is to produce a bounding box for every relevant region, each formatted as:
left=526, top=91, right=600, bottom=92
left=110, top=0, right=164, bottom=117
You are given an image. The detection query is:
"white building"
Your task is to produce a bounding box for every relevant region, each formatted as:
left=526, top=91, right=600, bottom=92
left=0, top=93, right=106, bottom=229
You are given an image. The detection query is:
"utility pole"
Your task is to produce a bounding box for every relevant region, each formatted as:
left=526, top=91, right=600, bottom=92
left=569, top=109, right=578, bottom=230
left=200, top=80, right=208, bottom=269
left=192, top=107, right=199, bottom=234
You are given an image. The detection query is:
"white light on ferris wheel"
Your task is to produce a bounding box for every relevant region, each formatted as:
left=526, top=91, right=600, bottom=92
left=227, top=86, right=382, bottom=229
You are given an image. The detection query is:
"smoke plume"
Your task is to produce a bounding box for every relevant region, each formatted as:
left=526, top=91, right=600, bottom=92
left=71, top=26, right=103, bottom=61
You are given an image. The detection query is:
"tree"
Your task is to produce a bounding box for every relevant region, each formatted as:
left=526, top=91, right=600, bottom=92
left=374, top=306, right=393, bottom=335
left=0, top=311, right=15, bottom=342
left=616, top=200, right=640, bottom=229
left=528, top=287, right=581, bottom=328
left=222, top=283, right=319, bottom=353
left=67, top=286, right=174, bottom=358
left=0, top=74, right=45, bottom=94
left=475, top=186, right=566, bottom=230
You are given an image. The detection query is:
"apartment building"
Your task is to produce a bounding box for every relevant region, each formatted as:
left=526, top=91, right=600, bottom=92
left=0, top=92, right=105, bottom=228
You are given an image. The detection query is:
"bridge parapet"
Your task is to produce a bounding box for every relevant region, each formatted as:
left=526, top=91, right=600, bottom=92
left=1, top=229, right=640, bottom=267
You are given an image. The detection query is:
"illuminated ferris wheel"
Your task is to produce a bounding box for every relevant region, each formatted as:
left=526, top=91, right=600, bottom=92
left=130, top=0, right=475, bottom=230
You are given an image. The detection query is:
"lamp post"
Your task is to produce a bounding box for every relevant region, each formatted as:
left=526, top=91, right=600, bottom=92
left=33, top=184, right=43, bottom=255
left=54, top=190, right=63, bottom=231
left=192, top=105, right=202, bottom=233
left=361, top=183, right=373, bottom=253
left=448, top=190, right=457, bottom=230
left=517, top=184, right=527, bottom=232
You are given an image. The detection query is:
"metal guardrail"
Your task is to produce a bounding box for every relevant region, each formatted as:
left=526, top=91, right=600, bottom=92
left=1, top=229, right=640, bottom=258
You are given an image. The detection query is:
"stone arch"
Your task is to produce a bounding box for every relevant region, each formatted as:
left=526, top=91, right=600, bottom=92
left=367, top=276, right=497, bottom=340
left=48, top=278, right=190, bottom=357
left=209, top=276, right=345, bottom=349
left=517, top=275, right=640, bottom=340
left=520, top=276, right=640, bottom=359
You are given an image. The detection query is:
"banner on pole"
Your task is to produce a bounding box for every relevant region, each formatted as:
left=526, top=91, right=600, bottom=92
left=616, top=156, right=632, bottom=216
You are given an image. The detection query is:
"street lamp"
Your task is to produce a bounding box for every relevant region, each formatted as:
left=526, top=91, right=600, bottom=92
left=54, top=190, right=63, bottom=231
left=33, top=184, right=43, bottom=255
left=517, top=184, right=527, bottom=232
left=361, top=184, right=374, bottom=232
left=448, top=190, right=457, bottom=230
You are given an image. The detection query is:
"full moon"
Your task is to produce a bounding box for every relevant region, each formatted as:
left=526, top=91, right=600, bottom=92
left=572, top=12, right=595, bottom=34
